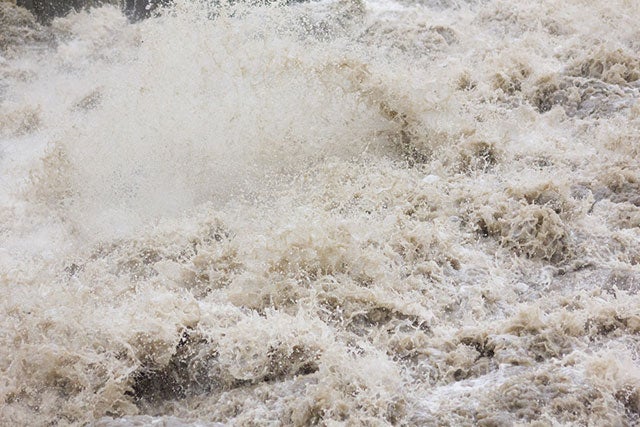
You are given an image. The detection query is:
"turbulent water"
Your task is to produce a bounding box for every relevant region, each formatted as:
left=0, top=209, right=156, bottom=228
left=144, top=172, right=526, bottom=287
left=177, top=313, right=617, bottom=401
left=1, top=0, right=640, bottom=425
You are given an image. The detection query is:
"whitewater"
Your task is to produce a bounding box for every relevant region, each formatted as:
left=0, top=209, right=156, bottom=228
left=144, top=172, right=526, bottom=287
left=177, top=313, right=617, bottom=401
left=1, top=0, right=640, bottom=425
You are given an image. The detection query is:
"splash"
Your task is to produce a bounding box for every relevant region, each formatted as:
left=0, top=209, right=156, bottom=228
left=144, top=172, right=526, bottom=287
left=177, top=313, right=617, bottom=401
left=1, top=0, right=640, bottom=425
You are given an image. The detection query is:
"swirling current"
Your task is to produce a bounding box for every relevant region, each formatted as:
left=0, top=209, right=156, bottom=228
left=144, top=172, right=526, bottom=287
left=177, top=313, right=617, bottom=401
left=1, top=0, right=640, bottom=425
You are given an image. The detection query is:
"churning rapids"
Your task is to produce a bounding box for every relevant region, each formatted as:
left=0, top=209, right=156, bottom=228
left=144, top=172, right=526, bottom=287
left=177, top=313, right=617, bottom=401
left=1, top=0, right=640, bottom=425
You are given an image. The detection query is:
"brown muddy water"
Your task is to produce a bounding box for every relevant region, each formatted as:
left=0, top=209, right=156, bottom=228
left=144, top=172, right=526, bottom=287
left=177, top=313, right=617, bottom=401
left=1, top=0, right=640, bottom=425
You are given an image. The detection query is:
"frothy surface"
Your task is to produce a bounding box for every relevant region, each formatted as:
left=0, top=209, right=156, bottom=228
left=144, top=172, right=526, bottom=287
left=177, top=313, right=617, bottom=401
left=1, top=0, right=640, bottom=425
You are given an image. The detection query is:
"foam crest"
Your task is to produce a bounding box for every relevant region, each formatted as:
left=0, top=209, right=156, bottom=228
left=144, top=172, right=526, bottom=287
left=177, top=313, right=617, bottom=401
left=2, top=0, right=640, bottom=425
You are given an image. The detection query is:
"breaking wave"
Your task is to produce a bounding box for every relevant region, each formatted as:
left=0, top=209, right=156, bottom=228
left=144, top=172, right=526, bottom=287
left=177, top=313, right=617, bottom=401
left=1, top=0, right=640, bottom=425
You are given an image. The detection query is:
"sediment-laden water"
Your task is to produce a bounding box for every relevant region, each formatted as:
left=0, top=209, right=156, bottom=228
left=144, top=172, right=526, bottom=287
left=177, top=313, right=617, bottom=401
left=1, top=0, right=640, bottom=425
